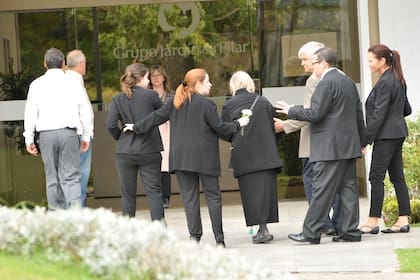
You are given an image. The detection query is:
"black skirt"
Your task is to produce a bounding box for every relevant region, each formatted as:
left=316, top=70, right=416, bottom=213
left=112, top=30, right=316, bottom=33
left=237, top=169, right=279, bottom=226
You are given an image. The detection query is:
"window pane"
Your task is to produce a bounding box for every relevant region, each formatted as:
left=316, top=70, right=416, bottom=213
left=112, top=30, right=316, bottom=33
left=259, top=0, right=360, bottom=87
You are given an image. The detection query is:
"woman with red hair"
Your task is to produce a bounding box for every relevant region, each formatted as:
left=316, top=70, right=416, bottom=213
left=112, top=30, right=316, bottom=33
left=124, top=68, right=249, bottom=247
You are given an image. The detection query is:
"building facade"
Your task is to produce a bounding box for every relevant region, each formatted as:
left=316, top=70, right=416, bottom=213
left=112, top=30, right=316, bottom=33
left=1, top=0, right=419, bottom=205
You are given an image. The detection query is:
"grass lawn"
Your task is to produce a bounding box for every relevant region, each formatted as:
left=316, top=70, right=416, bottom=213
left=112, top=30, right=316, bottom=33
left=0, top=252, right=104, bottom=280
left=396, top=248, right=420, bottom=272
left=396, top=223, right=420, bottom=272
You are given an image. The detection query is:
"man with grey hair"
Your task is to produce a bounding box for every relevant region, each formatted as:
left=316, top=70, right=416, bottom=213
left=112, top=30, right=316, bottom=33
left=276, top=47, right=366, bottom=244
left=275, top=41, right=341, bottom=236
left=24, top=47, right=92, bottom=209
left=66, top=49, right=94, bottom=207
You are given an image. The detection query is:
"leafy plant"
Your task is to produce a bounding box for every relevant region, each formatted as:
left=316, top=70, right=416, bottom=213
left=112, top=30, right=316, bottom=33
left=382, top=114, right=420, bottom=225
left=0, top=61, right=32, bottom=101
left=0, top=206, right=284, bottom=280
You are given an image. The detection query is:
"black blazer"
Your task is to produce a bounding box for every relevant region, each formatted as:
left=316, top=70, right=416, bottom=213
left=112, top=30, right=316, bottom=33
left=105, top=86, right=163, bottom=155
left=221, top=89, right=281, bottom=178
left=133, top=94, right=241, bottom=177
left=288, top=69, right=366, bottom=162
left=365, top=69, right=411, bottom=144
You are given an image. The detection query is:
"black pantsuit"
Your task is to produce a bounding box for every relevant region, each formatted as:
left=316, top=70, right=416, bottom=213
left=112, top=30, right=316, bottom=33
left=176, top=171, right=224, bottom=242
left=365, top=68, right=412, bottom=220
left=369, top=139, right=411, bottom=217
left=106, top=86, right=164, bottom=220
left=134, top=94, right=241, bottom=243
left=116, top=153, right=163, bottom=219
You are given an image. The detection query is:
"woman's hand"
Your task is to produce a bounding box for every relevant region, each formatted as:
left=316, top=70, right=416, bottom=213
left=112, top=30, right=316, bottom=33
left=123, top=124, right=134, bottom=132
left=237, top=116, right=250, bottom=127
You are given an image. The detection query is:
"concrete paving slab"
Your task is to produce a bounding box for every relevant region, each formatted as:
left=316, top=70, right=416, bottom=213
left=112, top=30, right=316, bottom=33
left=97, top=195, right=419, bottom=279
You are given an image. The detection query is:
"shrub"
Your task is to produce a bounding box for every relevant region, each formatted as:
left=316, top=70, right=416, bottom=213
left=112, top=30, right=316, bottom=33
left=382, top=114, right=420, bottom=225
left=383, top=197, right=420, bottom=226
left=0, top=206, right=292, bottom=280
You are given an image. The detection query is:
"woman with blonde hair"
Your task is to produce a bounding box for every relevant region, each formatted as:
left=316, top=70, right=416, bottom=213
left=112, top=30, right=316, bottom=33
left=124, top=68, right=249, bottom=247
left=106, top=63, right=164, bottom=220
left=221, top=71, right=281, bottom=244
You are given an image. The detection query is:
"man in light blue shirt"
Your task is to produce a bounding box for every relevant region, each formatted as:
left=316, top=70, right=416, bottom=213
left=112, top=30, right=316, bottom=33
left=66, top=49, right=94, bottom=207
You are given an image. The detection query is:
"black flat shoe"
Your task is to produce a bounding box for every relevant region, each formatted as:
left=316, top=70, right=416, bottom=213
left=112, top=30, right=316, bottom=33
left=288, top=232, right=320, bottom=244
left=252, top=232, right=274, bottom=244
left=381, top=224, right=410, bottom=233
left=360, top=225, right=379, bottom=235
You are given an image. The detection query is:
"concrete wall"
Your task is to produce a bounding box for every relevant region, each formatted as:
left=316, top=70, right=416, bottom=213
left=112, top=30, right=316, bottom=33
left=377, top=0, right=420, bottom=114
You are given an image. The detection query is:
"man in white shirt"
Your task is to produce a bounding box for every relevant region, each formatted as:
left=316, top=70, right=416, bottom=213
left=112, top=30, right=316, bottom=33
left=66, top=49, right=94, bottom=207
left=23, top=47, right=91, bottom=209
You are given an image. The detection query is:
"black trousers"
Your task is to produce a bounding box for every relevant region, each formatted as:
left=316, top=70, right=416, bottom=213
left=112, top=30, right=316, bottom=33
left=303, top=159, right=360, bottom=241
left=161, top=172, right=171, bottom=201
left=116, top=153, right=164, bottom=220
left=176, top=170, right=224, bottom=242
left=302, top=158, right=342, bottom=232
left=369, top=138, right=411, bottom=217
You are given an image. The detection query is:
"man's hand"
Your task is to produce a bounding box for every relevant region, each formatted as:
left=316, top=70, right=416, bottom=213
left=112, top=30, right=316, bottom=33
left=275, top=101, right=292, bottom=115
left=26, top=143, right=39, bottom=156
left=81, top=141, right=90, bottom=153
left=123, top=124, right=134, bottom=132
left=273, top=117, right=284, bottom=133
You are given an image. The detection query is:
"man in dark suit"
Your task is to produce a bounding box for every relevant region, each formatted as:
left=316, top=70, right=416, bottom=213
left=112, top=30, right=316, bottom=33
left=276, top=47, right=366, bottom=244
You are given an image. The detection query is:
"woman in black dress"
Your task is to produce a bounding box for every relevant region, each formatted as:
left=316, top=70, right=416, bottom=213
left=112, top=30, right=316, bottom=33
left=124, top=68, right=249, bottom=247
left=221, top=71, right=281, bottom=244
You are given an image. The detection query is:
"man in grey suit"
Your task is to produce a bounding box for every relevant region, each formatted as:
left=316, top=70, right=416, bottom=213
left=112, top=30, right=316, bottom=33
left=275, top=41, right=341, bottom=235
left=276, top=47, right=366, bottom=244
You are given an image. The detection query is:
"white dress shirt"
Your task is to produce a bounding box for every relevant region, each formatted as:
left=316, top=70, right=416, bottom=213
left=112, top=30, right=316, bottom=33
left=23, top=68, right=93, bottom=144
left=65, top=69, right=94, bottom=139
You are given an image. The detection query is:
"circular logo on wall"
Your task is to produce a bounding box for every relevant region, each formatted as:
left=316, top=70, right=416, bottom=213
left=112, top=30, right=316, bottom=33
left=158, top=3, right=200, bottom=38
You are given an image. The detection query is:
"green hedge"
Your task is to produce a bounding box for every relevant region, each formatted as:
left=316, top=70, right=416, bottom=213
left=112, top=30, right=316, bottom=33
left=382, top=114, right=420, bottom=225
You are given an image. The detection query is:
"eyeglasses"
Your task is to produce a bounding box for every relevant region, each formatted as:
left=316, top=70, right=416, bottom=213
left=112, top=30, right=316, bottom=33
left=312, top=61, right=321, bottom=65
left=151, top=73, right=163, bottom=78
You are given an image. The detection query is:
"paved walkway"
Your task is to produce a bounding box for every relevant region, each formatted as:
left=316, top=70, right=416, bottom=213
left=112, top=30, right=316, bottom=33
left=128, top=195, right=420, bottom=280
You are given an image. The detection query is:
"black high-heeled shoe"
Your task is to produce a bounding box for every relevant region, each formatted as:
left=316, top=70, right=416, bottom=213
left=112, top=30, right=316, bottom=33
left=360, top=225, right=379, bottom=235
left=381, top=224, right=410, bottom=233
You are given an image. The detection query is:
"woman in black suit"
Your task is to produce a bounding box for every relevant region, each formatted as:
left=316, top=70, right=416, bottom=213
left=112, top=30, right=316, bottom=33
left=361, top=44, right=412, bottom=234
left=105, top=63, right=164, bottom=220
left=124, top=68, right=249, bottom=247
left=221, top=71, right=281, bottom=244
